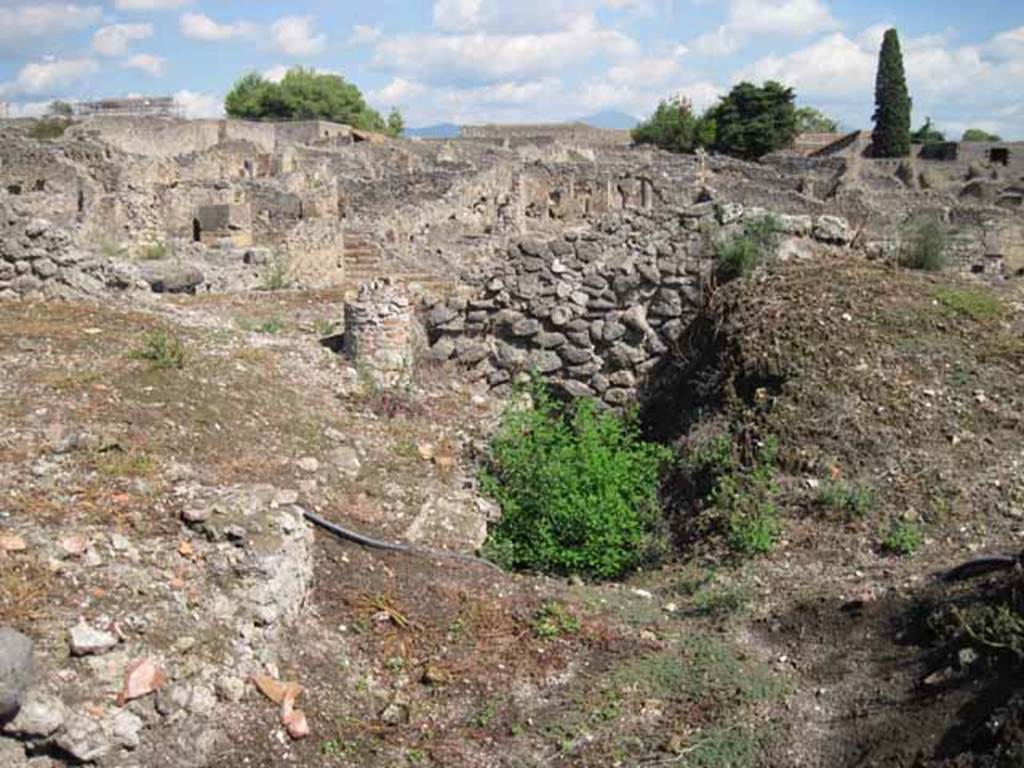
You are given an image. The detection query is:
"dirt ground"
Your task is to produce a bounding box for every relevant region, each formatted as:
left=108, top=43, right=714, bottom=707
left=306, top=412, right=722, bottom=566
left=2, top=256, right=1023, bottom=767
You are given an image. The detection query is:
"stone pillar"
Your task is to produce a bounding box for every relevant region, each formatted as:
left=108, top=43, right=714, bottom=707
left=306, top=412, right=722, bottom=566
left=343, top=278, right=415, bottom=388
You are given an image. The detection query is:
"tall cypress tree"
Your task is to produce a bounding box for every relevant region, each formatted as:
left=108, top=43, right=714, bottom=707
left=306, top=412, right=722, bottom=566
left=872, top=29, right=912, bottom=157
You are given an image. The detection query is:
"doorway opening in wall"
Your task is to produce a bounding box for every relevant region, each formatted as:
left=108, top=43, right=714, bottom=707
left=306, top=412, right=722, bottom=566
left=192, top=218, right=201, bottom=242
left=990, top=148, right=1010, bottom=166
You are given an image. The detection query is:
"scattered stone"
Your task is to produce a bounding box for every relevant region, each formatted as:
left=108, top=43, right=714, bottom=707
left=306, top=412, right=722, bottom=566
left=2, top=691, right=65, bottom=738
left=0, top=628, right=33, bottom=716
left=216, top=675, right=246, bottom=703
left=813, top=215, right=853, bottom=245
left=296, top=457, right=320, bottom=474
left=69, top=620, right=118, bottom=657
left=329, top=446, right=361, bottom=479
left=56, top=713, right=112, bottom=763
left=111, top=709, right=144, bottom=750
left=138, top=262, right=204, bottom=294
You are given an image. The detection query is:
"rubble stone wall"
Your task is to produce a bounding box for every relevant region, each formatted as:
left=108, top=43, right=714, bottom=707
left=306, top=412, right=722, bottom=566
left=424, top=204, right=855, bottom=406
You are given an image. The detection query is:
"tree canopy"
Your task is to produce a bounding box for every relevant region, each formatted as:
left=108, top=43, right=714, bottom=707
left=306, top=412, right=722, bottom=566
left=911, top=117, right=946, bottom=144
left=707, top=81, right=798, bottom=160
left=224, top=68, right=402, bottom=136
left=794, top=106, right=839, bottom=134
left=631, top=98, right=715, bottom=154
left=962, top=128, right=1002, bottom=142
left=872, top=29, right=912, bottom=157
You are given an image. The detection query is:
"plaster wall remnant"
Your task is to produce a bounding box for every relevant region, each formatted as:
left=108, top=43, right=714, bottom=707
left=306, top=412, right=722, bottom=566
left=344, top=279, right=417, bottom=389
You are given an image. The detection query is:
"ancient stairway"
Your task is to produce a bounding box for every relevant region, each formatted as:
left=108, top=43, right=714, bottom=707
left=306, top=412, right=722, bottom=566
left=342, top=231, right=454, bottom=297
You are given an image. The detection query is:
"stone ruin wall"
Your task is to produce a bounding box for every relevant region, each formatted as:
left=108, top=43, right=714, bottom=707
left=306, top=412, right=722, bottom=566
left=344, top=279, right=416, bottom=388
left=422, top=203, right=856, bottom=407
left=2, top=113, right=1022, bottom=302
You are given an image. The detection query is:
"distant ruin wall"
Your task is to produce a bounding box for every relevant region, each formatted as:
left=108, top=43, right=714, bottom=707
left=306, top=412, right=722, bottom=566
left=65, top=118, right=355, bottom=158
left=461, top=123, right=632, bottom=147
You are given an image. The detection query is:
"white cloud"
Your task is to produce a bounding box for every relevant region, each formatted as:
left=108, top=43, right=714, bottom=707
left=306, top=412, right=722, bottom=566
left=124, top=53, right=166, bottom=77
left=988, top=26, right=1024, bottom=59
left=115, top=0, right=192, bottom=9
left=0, top=3, right=102, bottom=52
left=372, top=18, right=638, bottom=83
left=694, top=0, right=836, bottom=57
left=0, top=57, right=99, bottom=98
left=369, top=76, right=568, bottom=124
left=349, top=24, right=381, bottom=46
left=271, top=15, right=326, bottom=57
left=92, top=23, right=153, bottom=56
left=174, top=89, right=223, bottom=118
left=179, top=12, right=255, bottom=42
left=737, top=26, right=1024, bottom=138
left=263, top=65, right=290, bottom=84
left=736, top=32, right=873, bottom=96
left=431, top=0, right=651, bottom=34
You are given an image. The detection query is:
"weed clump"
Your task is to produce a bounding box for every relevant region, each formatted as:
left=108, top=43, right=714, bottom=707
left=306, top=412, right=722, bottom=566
left=686, top=434, right=782, bottom=556
left=138, top=241, right=172, bottom=261
left=899, top=216, right=948, bottom=271
left=131, top=329, right=186, bottom=369
left=531, top=602, right=581, bottom=639
left=882, top=519, right=922, bottom=555
left=482, top=380, right=672, bottom=581
left=818, top=481, right=874, bottom=519
left=714, top=214, right=781, bottom=281
left=259, top=258, right=292, bottom=291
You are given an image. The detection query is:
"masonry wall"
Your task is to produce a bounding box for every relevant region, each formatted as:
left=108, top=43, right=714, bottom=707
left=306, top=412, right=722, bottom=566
left=424, top=204, right=855, bottom=406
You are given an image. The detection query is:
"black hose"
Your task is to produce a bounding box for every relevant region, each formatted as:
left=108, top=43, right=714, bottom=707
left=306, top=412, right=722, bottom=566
left=942, top=555, right=1018, bottom=582
left=301, top=509, right=500, bottom=571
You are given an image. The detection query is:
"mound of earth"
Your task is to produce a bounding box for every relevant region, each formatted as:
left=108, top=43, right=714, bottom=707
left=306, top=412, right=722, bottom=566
left=646, top=257, right=1024, bottom=766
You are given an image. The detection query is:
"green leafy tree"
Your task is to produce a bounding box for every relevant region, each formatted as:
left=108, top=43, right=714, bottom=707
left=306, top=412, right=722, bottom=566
left=385, top=108, right=405, bottom=138
left=962, top=128, right=1002, bottom=142
left=224, top=68, right=388, bottom=132
left=706, top=81, right=797, bottom=160
left=911, top=117, right=946, bottom=144
left=632, top=98, right=714, bottom=154
left=872, top=29, right=912, bottom=157
left=794, top=106, right=839, bottom=133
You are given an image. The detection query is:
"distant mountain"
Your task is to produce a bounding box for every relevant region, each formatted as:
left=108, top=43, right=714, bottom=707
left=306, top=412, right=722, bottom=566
left=405, top=123, right=461, bottom=139
left=575, top=111, right=639, bottom=130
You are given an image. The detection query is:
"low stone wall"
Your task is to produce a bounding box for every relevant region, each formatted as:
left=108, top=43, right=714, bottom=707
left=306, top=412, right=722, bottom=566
left=0, top=215, right=132, bottom=300
left=424, top=205, right=854, bottom=406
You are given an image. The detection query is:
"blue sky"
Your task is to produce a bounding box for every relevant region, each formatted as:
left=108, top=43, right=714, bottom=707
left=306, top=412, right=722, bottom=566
left=1, top=1, right=1022, bottom=137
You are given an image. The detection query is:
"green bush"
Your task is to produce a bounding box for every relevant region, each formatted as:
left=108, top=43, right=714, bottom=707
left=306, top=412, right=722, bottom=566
left=632, top=98, right=715, bottom=154
left=714, top=214, right=781, bottom=280
left=898, top=217, right=948, bottom=271
left=481, top=380, right=672, bottom=580
left=131, top=329, right=186, bottom=369
left=962, top=128, right=1001, bottom=142
left=28, top=119, right=69, bottom=141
